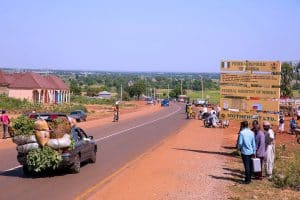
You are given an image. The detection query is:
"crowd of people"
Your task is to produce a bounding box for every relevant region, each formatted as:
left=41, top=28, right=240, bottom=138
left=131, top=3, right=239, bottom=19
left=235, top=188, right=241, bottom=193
left=237, top=120, right=275, bottom=184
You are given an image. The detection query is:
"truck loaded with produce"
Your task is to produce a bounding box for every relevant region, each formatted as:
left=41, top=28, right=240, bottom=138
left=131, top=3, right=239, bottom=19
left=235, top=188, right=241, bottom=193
left=11, top=113, right=97, bottom=175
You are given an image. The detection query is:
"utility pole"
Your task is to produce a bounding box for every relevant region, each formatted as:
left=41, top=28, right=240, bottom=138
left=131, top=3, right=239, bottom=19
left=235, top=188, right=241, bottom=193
left=120, top=84, right=123, bottom=101
left=199, top=75, right=204, bottom=100
left=167, top=84, right=170, bottom=98
left=180, top=79, right=183, bottom=95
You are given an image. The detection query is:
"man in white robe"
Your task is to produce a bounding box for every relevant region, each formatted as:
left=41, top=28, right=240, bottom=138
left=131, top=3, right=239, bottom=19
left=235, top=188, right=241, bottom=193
left=263, top=121, right=275, bottom=179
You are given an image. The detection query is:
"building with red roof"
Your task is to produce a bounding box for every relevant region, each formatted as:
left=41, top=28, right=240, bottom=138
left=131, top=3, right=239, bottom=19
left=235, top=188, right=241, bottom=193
left=0, top=71, right=70, bottom=104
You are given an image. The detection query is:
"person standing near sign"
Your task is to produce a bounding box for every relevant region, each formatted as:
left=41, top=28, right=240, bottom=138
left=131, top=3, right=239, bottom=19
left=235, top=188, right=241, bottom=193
left=237, top=121, right=256, bottom=184
left=278, top=115, right=284, bottom=133
left=252, top=120, right=265, bottom=180
left=263, top=121, right=275, bottom=179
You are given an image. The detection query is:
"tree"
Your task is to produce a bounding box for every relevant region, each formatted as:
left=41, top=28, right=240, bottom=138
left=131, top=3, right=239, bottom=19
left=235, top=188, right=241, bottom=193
left=281, top=62, right=293, bottom=97
left=70, top=80, right=82, bottom=95
left=169, top=84, right=184, bottom=98
left=127, top=80, right=146, bottom=100
left=86, top=86, right=102, bottom=96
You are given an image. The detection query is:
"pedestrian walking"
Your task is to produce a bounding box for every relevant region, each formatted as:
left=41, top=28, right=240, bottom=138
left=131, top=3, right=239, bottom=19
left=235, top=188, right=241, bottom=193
left=263, top=121, right=275, bottom=179
left=252, top=120, right=265, bottom=180
left=0, top=110, right=10, bottom=139
left=187, top=104, right=193, bottom=119
left=112, top=102, right=120, bottom=122
left=237, top=121, right=256, bottom=184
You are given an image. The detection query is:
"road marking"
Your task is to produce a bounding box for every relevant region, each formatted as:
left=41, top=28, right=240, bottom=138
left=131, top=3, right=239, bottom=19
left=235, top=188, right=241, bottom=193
left=94, top=104, right=181, bottom=142
left=1, top=105, right=181, bottom=174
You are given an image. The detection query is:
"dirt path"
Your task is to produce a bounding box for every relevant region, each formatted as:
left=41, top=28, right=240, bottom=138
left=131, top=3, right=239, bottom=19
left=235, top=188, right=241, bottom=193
left=87, top=119, right=231, bottom=200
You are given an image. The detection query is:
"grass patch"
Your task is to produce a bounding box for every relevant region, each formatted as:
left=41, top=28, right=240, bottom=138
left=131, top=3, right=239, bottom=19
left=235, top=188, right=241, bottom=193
left=71, top=95, right=115, bottom=105
left=186, top=90, right=220, bottom=104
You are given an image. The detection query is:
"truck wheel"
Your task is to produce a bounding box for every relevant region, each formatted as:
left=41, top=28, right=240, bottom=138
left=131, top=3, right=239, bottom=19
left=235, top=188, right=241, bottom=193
left=71, top=154, right=81, bottom=174
left=90, top=150, right=96, bottom=163
left=297, top=136, right=300, bottom=144
left=23, top=165, right=31, bottom=176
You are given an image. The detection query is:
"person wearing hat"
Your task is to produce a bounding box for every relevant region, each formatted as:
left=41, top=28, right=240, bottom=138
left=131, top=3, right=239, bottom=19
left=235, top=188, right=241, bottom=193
left=237, top=120, right=256, bottom=184
left=0, top=110, right=10, bottom=139
left=263, top=121, right=275, bottom=179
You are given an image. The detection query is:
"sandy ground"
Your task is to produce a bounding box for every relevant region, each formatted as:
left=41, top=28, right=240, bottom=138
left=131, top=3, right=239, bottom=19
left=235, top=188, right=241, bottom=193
left=87, top=118, right=231, bottom=200
left=0, top=102, right=161, bottom=150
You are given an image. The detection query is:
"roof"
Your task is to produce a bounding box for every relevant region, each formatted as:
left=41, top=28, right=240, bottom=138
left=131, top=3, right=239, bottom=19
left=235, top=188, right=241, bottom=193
left=45, top=75, right=69, bottom=90
left=98, top=91, right=111, bottom=95
left=0, top=71, right=69, bottom=90
left=0, top=71, right=8, bottom=85
left=9, top=72, right=53, bottom=89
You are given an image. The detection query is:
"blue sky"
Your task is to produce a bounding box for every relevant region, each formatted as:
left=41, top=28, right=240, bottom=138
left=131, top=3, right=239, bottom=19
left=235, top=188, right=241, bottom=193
left=0, top=0, right=299, bottom=72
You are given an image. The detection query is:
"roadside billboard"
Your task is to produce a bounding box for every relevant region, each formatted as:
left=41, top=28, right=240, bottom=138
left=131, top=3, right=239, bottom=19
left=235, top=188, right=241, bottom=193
left=219, top=60, right=281, bottom=126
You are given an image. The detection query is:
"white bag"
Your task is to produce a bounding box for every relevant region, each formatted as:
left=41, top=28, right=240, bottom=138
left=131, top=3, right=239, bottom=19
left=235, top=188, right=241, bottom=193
left=47, top=134, right=71, bottom=149
left=13, top=135, right=37, bottom=145
left=16, top=143, right=39, bottom=153
left=251, top=158, right=261, bottom=172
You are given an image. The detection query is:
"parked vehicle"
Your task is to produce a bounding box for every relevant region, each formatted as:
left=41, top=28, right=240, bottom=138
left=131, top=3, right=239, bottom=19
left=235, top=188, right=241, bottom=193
left=146, top=97, right=154, bottom=105
left=69, top=110, right=87, bottom=122
left=161, top=99, right=170, bottom=107
left=194, top=98, right=208, bottom=107
left=28, top=112, right=68, bottom=121
left=18, top=127, right=97, bottom=174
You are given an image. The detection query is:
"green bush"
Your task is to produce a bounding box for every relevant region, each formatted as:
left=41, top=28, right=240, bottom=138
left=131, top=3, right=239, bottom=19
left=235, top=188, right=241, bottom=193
left=70, top=95, right=115, bottom=105
left=11, top=115, right=35, bottom=136
left=0, top=94, right=42, bottom=113
left=26, top=146, right=62, bottom=172
left=272, top=148, right=300, bottom=191
left=52, top=103, right=87, bottom=113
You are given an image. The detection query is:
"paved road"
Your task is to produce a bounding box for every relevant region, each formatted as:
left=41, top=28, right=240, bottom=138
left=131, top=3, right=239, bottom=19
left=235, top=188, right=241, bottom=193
left=0, top=103, right=187, bottom=200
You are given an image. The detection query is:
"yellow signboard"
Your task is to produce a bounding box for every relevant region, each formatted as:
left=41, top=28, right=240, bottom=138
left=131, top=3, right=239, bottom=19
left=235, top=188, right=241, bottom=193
left=221, top=60, right=281, bottom=72
left=219, top=110, right=279, bottom=125
left=220, top=85, right=280, bottom=99
left=220, top=60, right=281, bottom=126
left=220, top=74, right=280, bottom=86
left=220, top=98, right=279, bottom=112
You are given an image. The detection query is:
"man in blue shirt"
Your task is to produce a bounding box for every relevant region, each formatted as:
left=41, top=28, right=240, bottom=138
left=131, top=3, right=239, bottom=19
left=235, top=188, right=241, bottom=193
left=237, top=121, right=256, bottom=184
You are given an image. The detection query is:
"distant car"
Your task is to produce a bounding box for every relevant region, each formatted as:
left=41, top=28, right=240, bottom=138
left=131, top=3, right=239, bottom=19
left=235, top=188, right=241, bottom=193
left=18, top=127, right=97, bottom=174
left=69, top=110, right=87, bottom=122
left=161, top=99, right=170, bottom=107
left=194, top=99, right=208, bottom=107
left=146, top=97, right=154, bottom=105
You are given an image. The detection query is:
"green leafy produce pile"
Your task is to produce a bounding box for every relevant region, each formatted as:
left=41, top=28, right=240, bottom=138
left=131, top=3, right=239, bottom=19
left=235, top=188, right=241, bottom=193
left=26, top=146, right=62, bottom=172
left=11, top=115, right=35, bottom=136
left=68, top=138, right=76, bottom=150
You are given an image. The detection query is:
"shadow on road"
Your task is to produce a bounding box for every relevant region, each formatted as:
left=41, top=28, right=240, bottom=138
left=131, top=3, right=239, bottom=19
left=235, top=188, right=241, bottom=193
left=173, top=148, right=239, bottom=158
left=0, top=167, right=24, bottom=178
left=221, top=146, right=237, bottom=150
left=209, top=175, right=241, bottom=183
left=223, top=167, right=244, bottom=175
left=0, top=167, right=75, bottom=179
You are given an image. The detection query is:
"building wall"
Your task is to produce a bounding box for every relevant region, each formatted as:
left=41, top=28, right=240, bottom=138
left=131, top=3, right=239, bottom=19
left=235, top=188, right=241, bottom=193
left=8, top=89, right=33, bottom=101
left=0, top=86, right=9, bottom=95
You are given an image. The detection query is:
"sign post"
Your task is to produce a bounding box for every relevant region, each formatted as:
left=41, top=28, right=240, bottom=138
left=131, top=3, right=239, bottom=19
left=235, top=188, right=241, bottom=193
left=219, top=60, right=281, bottom=126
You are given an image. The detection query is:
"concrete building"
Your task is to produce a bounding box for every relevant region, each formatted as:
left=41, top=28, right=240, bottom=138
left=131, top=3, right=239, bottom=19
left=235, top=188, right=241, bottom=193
left=0, top=71, right=70, bottom=104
